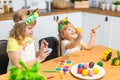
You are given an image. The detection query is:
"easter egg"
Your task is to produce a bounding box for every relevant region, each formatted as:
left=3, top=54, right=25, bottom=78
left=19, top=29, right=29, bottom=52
left=78, top=64, right=83, bottom=68
left=76, top=27, right=82, bottom=33
left=93, top=68, right=99, bottom=74
left=82, top=69, right=88, bottom=76
left=83, top=63, right=88, bottom=69
left=97, top=62, right=103, bottom=67
left=89, top=62, right=94, bottom=68
left=88, top=70, right=93, bottom=77
left=77, top=68, right=83, bottom=74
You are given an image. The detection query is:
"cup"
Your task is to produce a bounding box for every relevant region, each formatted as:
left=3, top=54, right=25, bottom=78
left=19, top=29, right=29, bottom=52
left=117, top=5, right=120, bottom=12
left=106, top=3, right=110, bottom=10
left=101, top=3, right=106, bottom=10
left=111, top=4, right=116, bottom=11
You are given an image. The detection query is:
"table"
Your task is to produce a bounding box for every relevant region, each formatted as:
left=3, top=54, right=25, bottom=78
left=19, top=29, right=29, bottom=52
left=0, top=45, right=120, bottom=80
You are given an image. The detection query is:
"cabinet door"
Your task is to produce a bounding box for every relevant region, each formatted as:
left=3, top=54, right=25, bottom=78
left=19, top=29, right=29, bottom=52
left=107, top=16, right=120, bottom=50
left=0, top=20, right=14, bottom=40
left=82, top=12, right=105, bottom=46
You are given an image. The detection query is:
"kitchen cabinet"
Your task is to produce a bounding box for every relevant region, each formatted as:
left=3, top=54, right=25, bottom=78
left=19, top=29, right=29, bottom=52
left=82, top=12, right=106, bottom=46
left=106, top=16, right=120, bottom=50
left=34, top=12, right=83, bottom=50
left=0, top=20, right=14, bottom=40
left=82, top=12, right=120, bottom=50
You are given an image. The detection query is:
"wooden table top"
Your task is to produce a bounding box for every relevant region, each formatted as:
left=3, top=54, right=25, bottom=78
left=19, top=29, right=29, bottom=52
left=0, top=45, right=120, bottom=80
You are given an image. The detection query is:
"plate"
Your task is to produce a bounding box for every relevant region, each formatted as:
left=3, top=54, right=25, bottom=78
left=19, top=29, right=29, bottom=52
left=70, top=63, right=105, bottom=80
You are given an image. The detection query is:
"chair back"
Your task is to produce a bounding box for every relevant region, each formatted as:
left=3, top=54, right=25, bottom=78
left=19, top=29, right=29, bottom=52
left=39, top=37, right=58, bottom=61
left=0, top=40, right=9, bottom=75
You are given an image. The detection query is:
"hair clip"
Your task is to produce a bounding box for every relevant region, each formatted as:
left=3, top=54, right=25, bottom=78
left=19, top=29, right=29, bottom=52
left=57, top=17, right=69, bottom=29
left=25, top=8, right=39, bottom=24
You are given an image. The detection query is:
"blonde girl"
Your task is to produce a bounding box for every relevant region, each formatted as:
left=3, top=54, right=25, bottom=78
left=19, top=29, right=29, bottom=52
left=7, top=9, right=50, bottom=68
left=58, top=17, right=96, bottom=56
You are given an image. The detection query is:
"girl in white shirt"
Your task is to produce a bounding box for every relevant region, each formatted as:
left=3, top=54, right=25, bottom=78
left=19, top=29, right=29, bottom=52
left=7, top=9, right=50, bottom=68
left=57, top=17, right=96, bottom=56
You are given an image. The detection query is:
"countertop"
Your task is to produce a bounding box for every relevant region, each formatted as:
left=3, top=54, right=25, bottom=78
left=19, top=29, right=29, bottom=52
left=0, top=45, right=119, bottom=80
left=0, top=8, right=120, bottom=21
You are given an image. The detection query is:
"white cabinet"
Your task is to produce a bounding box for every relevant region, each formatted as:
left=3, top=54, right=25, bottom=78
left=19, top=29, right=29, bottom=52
left=82, top=12, right=106, bottom=46
left=0, top=20, right=14, bottom=40
left=106, top=16, right=120, bottom=50
left=34, top=12, right=83, bottom=50
left=82, top=12, right=120, bottom=50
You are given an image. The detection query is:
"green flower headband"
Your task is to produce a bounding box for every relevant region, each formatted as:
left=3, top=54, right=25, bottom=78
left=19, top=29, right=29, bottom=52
left=56, top=17, right=69, bottom=29
left=26, top=9, right=39, bottom=24
left=15, top=8, right=39, bottom=24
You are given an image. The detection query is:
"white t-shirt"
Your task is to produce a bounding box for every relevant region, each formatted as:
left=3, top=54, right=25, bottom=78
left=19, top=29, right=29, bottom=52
left=61, top=39, right=83, bottom=56
left=7, top=37, right=36, bottom=68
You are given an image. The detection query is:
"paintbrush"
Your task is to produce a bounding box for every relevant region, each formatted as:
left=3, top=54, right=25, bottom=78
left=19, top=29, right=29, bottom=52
left=94, top=25, right=101, bottom=30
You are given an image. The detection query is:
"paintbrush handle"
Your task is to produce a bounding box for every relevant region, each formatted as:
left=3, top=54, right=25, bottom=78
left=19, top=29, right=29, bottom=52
left=94, top=25, right=101, bottom=30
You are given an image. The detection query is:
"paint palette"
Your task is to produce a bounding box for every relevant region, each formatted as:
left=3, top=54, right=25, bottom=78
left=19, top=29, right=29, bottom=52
left=55, top=60, right=72, bottom=73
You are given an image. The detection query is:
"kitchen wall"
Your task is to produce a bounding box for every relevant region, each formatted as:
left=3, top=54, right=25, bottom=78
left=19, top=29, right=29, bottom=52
left=0, top=0, right=116, bottom=11
left=0, top=0, right=49, bottom=11
left=12, top=0, right=47, bottom=11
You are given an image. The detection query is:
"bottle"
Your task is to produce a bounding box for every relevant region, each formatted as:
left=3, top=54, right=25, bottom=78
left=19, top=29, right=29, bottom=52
left=9, top=0, right=13, bottom=12
left=89, top=0, right=97, bottom=8
left=4, top=0, right=9, bottom=13
left=46, top=1, right=51, bottom=12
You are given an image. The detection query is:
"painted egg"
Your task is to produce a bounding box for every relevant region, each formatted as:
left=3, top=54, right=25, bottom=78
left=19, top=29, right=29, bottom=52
left=93, top=68, right=99, bottom=74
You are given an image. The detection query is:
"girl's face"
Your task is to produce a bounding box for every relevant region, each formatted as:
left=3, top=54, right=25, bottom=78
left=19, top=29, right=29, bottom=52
left=63, top=26, right=77, bottom=39
left=25, top=25, right=35, bottom=37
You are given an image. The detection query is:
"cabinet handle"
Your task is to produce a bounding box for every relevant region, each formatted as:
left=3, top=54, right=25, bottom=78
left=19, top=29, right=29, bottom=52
left=56, top=16, right=59, bottom=20
left=105, top=16, right=108, bottom=22
left=53, top=16, right=56, bottom=21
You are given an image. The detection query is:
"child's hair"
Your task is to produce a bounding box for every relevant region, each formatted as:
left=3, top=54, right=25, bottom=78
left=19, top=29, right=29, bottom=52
left=9, top=9, right=37, bottom=46
left=57, top=17, right=74, bottom=56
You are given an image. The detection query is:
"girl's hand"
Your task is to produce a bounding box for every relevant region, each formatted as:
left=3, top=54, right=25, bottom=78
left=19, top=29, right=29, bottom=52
left=37, top=48, right=51, bottom=62
left=91, top=25, right=101, bottom=37
left=76, top=28, right=82, bottom=39
left=40, top=40, right=48, bottom=50
left=91, top=29, right=96, bottom=37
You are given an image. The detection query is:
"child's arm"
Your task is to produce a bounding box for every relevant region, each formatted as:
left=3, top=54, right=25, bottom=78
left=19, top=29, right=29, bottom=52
left=81, top=29, right=96, bottom=49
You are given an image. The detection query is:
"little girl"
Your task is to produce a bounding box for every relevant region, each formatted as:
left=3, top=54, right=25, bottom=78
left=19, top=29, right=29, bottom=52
left=57, top=17, right=96, bottom=56
left=7, top=8, right=50, bottom=68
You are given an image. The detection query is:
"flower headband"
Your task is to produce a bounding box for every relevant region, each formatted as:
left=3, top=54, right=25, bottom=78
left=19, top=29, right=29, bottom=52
left=26, top=8, right=39, bottom=24
left=56, top=17, right=69, bottom=29
left=15, top=8, right=39, bottom=24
